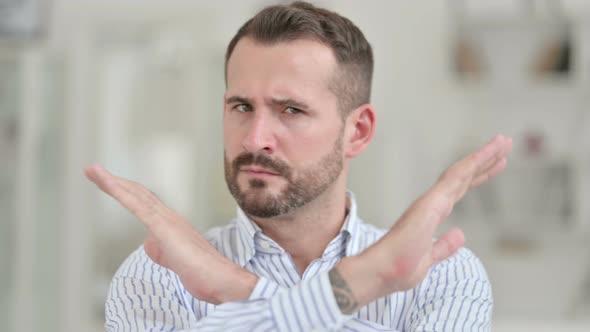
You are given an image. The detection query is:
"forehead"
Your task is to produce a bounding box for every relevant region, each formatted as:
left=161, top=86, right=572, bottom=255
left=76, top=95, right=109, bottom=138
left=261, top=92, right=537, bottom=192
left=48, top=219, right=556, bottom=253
left=226, top=37, right=338, bottom=101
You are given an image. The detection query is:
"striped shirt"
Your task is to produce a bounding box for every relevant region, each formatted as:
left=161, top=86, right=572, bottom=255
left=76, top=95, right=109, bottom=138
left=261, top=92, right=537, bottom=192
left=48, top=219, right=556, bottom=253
left=105, top=192, right=493, bottom=331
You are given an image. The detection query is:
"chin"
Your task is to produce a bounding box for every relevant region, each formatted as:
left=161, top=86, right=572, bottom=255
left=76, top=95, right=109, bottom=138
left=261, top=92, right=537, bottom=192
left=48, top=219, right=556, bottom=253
left=243, top=185, right=281, bottom=199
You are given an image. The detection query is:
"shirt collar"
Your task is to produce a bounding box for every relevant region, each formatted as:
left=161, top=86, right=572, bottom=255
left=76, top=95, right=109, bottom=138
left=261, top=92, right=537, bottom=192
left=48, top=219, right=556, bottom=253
left=341, top=191, right=365, bottom=257
left=234, top=207, right=260, bottom=267
left=233, top=191, right=365, bottom=267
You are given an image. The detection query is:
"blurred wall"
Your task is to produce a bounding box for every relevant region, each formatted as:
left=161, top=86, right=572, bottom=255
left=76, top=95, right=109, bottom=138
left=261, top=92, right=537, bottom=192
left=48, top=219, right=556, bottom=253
left=1, top=1, right=590, bottom=331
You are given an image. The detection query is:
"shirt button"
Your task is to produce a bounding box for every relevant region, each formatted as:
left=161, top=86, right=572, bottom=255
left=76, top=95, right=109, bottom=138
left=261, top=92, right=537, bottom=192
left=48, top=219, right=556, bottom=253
left=261, top=241, right=270, bottom=249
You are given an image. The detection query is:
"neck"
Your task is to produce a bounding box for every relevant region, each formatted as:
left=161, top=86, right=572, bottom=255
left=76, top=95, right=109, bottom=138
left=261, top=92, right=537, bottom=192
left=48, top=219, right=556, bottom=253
left=251, top=182, right=348, bottom=275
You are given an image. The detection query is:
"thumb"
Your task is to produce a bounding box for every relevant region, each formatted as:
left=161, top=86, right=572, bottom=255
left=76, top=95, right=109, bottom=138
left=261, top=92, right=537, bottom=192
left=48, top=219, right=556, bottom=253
left=432, top=227, right=465, bottom=263
left=144, top=234, right=164, bottom=266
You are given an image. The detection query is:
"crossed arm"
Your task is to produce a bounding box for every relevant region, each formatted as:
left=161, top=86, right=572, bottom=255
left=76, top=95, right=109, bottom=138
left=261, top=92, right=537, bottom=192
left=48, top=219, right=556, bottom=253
left=105, top=246, right=492, bottom=331
left=89, top=135, right=511, bottom=331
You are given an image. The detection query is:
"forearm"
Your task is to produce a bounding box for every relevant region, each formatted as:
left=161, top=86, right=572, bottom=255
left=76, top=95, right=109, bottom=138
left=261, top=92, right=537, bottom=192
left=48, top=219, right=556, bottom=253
left=329, top=254, right=379, bottom=314
left=107, top=272, right=348, bottom=332
left=328, top=242, right=415, bottom=315
left=107, top=247, right=418, bottom=331
left=198, top=273, right=347, bottom=331
left=184, top=262, right=258, bottom=304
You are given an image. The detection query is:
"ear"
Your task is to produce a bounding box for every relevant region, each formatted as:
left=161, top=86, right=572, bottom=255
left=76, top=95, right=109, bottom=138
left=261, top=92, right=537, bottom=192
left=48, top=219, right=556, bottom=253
left=344, top=104, right=376, bottom=159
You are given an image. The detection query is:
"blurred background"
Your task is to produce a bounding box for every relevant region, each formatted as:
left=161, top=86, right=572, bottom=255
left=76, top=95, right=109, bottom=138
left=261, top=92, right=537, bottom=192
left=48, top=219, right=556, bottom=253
left=1, top=0, right=590, bottom=331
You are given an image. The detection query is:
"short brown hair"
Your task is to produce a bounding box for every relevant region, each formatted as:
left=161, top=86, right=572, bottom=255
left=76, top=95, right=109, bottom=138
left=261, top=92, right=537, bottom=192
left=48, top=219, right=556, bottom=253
left=225, top=1, right=373, bottom=116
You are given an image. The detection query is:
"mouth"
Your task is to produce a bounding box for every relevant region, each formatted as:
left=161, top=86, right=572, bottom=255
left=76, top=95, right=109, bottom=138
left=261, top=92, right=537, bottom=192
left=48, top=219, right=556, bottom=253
left=240, top=166, right=281, bottom=177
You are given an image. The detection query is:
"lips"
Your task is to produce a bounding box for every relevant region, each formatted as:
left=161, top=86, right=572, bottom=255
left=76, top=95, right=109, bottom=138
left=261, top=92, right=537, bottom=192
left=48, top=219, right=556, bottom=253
left=241, top=166, right=280, bottom=176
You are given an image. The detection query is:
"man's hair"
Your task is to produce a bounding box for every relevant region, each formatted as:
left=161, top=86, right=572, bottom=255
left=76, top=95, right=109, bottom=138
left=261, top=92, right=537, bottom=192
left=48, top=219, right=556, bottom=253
left=225, top=1, right=373, bottom=116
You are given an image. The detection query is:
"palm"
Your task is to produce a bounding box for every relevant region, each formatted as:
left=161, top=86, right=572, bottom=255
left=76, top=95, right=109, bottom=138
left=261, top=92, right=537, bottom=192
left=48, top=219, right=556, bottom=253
left=85, top=165, right=256, bottom=304
left=372, top=135, right=512, bottom=293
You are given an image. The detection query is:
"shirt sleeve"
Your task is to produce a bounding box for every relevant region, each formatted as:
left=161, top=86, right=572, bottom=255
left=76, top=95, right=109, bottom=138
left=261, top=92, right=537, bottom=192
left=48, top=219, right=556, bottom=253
left=104, top=247, right=198, bottom=331
left=105, top=246, right=492, bottom=332
left=192, top=274, right=349, bottom=331
left=105, top=247, right=350, bottom=332
left=404, top=248, right=493, bottom=332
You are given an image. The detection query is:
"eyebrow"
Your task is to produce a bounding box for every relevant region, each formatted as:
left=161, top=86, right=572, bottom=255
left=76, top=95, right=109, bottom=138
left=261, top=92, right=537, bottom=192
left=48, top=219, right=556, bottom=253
left=225, top=96, right=251, bottom=105
left=225, top=96, right=310, bottom=110
left=271, top=98, right=310, bottom=110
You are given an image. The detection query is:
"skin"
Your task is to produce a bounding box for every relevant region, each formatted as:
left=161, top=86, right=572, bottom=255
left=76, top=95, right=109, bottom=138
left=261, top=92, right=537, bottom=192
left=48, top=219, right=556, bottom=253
left=85, top=36, right=513, bottom=312
left=222, top=37, right=365, bottom=274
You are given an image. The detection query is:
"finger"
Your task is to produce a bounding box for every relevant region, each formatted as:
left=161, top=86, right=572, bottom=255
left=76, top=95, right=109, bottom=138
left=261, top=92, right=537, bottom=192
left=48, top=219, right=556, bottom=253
left=85, top=164, right=162, bottom=228
left=469, top=153, right=500, bottom=187
left=85, top=164, right=117, bottom=193
left=86, top=164, right=159, bottom=204
left=437, top=135, right=511, bottom=201
left=473, top=136, right=512, bottom=179
left=475, top=154, right=498, bottom=177
left=469, top=135, right=505, bottom=170
left=113, top=176, right=161, bottom=207
left=431, top=227, right=465, bottom=263
left=434, top=136, right=499, bottom=194
left=475, top=136, right=507, bottom=173
left=114, top=178, right=171, bottom=228
left=143, top=234, right=163, bottom=265
left=111, top=177, right=191, bottom=234
left=470, top=157, right=507, bottom=188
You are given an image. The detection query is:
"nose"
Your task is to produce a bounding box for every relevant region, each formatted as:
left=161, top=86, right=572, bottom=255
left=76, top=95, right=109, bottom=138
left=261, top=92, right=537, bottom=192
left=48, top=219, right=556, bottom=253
left=241, top=111, right=276, bottom=154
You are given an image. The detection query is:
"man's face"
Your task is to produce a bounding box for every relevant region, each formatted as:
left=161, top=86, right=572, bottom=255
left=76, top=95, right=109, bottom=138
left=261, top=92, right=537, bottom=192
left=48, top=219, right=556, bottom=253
left=223, top=37, right=345, bottom=218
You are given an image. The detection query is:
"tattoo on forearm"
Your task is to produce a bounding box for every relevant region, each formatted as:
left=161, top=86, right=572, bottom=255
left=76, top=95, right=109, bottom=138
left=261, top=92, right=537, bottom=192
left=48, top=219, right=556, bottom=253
left=329, top=268, right=359, bottom=314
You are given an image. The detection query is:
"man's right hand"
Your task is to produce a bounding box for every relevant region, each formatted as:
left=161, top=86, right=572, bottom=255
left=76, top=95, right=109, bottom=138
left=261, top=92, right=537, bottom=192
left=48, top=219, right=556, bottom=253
left=85, top=165, right=258, bottom=304
left=331, top=135, right=512, bottom=314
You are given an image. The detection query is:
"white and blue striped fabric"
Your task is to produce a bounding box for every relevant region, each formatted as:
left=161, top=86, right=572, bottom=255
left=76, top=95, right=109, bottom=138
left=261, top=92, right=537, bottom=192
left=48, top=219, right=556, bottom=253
left=105, top=192, right=493, bottom=331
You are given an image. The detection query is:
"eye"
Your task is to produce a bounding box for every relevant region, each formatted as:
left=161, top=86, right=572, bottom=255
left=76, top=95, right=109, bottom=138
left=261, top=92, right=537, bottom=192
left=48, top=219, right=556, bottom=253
left=284, top=106, right=303, bottom=115
left=233, top=104, right=252, bottom=113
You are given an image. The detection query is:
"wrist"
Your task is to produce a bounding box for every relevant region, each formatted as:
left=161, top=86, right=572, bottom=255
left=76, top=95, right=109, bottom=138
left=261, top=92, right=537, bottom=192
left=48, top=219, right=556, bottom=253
left=183, top=261, right=258, bottom=304
left=331, top=254, right=382, bottom=314
left=215, top=266, right=258, bottom=303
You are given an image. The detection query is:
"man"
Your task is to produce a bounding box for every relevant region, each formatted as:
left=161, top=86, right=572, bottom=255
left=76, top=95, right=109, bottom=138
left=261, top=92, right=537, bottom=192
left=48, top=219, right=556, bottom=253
left=86, top=2, right=512, bottom=331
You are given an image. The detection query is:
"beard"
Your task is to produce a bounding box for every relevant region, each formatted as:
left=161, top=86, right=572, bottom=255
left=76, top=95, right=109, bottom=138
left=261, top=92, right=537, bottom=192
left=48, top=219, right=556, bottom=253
left=224, top=133, right=343, bottom=218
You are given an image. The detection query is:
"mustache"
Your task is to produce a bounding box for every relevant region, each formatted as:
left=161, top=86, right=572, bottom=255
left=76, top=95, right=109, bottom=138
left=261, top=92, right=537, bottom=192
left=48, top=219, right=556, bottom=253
left=232, top=153, right=291, bottom=178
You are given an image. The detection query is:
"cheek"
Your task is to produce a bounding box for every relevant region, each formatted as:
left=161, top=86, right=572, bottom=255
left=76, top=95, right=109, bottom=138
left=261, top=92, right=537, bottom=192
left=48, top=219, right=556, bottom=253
left=283, top=130, right=338, bottom=166
left=223, top=119, right=244, bottom=148
left=279, top=114, right=312, bottom=132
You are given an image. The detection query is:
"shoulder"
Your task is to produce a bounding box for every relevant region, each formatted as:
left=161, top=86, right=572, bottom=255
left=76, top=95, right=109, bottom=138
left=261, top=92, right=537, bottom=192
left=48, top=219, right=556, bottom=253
left=427, top=247, right=491, bottom=290
left=112, top=245, right=173, bottom=281
left=202, top=220, right=240, bottom=251
left=105, top=247, right=199, bottom=329
left=350, top=218, right=388, bottom=252
left=106, top=246, right=196, bottom=313
left=201, top=220, right=248, bottom=263
left=404, top=247, right=493, bottom=330
left=358, top=220, right=388, bottom=238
